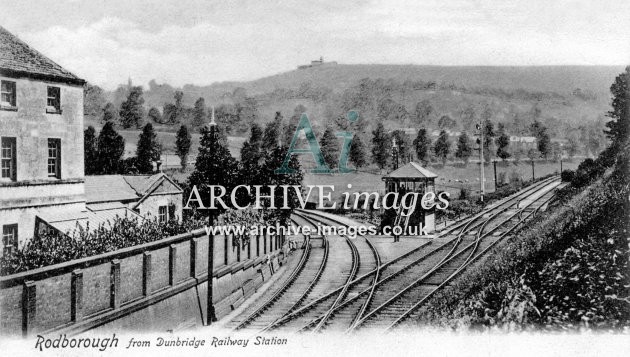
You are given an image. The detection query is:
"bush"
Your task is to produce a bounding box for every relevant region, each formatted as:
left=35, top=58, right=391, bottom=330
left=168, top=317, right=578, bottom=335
left=0, top=215, right=206, bottom=276
left=561, top=169, right=575, bottom=182
left=416, top=170, right=630, bottom=331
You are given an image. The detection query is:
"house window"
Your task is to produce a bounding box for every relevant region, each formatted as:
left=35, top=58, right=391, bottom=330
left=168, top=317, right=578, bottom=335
left=2, top=224, right=18, bottom=256
left=1, top=137, right=16, bottom=181
left=158, top=206, right=167, bottom=223
left=46, top=86, right=61, bottom=113
left=47, top=138, right=61, bottom=178
left=1, top=80, right=16, bottom=108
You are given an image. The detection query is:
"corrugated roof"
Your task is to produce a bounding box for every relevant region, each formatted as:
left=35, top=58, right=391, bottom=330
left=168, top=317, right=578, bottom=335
left=383, top=162, right=438, bottom=180
left=38, top=207, right=144, bottom=236
left=84, top=175, right=139, bottom=203
left=0, top=26, right=84, bottom=85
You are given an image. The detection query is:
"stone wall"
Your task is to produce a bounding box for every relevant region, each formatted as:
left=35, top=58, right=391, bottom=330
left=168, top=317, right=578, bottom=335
left=0, top=229, right=289, bottom=336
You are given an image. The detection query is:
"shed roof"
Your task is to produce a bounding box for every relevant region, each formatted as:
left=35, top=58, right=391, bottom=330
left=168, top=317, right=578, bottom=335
left=383, top=162, right=438, bottom=180
left=38, top=207, right=144, bottom=235
left=0, top=26, right=84, bottom=85
left=84, top=175, right=139, bottom=203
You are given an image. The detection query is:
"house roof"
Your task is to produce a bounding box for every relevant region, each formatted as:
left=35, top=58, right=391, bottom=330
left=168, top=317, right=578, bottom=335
left=123, top=173, right=167, bottom=195
left=84, top=175, right=139, bottom=203
left=0, top=26, right=85, bottom=85
left=84, top=173, right=183, bottom=204
left=383, top=162, right=438, bottom=180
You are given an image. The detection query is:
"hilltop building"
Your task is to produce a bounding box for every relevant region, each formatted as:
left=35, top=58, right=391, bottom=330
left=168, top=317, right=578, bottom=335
left=297, top=56, right=338, bottom=70
left=0, top=27, right=182, bottom=254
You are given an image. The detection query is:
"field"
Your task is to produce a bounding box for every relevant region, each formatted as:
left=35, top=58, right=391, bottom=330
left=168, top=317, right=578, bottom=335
left=302, top=160, right=579, bottom=202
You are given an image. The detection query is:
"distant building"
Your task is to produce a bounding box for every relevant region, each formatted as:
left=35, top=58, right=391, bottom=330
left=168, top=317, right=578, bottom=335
left=431, top=129, right=461, bottom=137
left=297, top=56, right=338, bottom=70
left=509, top=136, right=537, bottom=150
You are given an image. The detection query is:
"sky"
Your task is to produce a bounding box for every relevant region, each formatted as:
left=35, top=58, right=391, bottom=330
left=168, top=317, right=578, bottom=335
left=1, top=0, right=628, bottom=90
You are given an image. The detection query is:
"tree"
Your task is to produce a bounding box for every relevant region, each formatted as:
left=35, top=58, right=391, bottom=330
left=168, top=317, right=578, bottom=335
left=97, top=122, right=125, bottom=174
left=455, top=131, right=472, bottom=164
left=262, top=114, right=282, bottom=152
left=192, top=97, right=206, bottom=128
left=496, top=123, right=511, bottom=161
left=437, top=115, right=456, bottom=130
left=566, top=134, right=580, bottom=159
left=84, top=84, right=106, bottom=122
left=188, top=125, right=239, bottom=216
left=413, top=128, right=431, bottom=164
left=102, top=102, right=119, bottom=124
left=371, top=122, right=391, bottom=170
left=434, top=130, right=450, bottom=165
left=175, top=125, right=192, bottom=171
left=460, top=105, right=476, bottom=131
left=84, top=126, right=99, bottom=175
left=119, top=86, right=145, bottom=129
left=414, top=100, right=433, bottom=125
left=136, top=123, right=162, bottom=173
left=530, top=120, right=551, bottom=159
left=258, top=146, right=303, bottom=224
left=482, top=119, right=496, bottom=161
left=604, top=66, right=629, bottom=156
left=349, top=135, right=367, bottom=169
left=320, top=126, right=340, bottom=169
left=147, top=107, right=162, bottom=124
left=391, top=130, right=411, bottom=164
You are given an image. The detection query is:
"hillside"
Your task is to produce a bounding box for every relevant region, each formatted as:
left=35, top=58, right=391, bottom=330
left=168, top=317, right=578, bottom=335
left=94, top=64, right=625, bottom=163
left=133, top=65, right=623, bottom=106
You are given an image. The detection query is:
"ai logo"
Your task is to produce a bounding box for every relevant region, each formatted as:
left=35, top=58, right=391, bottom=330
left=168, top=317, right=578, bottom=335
left=275, top=111, right=359, bottom=174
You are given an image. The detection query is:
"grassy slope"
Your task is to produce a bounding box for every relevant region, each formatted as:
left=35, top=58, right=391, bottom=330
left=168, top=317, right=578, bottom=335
left=414, top=171, right=629, bottom=331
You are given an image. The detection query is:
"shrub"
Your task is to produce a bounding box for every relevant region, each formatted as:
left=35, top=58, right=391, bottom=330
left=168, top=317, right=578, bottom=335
left=0, top=215, right=206, bottom=276
left=560, top=169, right=575, bottom=182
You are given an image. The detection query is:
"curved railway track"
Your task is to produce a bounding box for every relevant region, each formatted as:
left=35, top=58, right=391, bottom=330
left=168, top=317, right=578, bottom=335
left=351, top=176, right=561, bottom=331
left=228, top=214, right=329, bottom=331
left=261, top=211, right=380, bottom=332
left=268, top=176, right=559, bottom=333
left=384, top=187, right=560, bottom=331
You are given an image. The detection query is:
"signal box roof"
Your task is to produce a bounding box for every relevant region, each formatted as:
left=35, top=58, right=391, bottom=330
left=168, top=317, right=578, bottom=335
left=383, top=162, right=438, bottom=181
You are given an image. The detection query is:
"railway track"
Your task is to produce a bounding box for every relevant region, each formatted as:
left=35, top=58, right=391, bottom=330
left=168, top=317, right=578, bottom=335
left=268, top=176, right=559, bottom=333
left=228, top=214, right=329, bottom=331
left=351, top=177, right=561, bottom=331
left=290, top=212, right=381, bottom=333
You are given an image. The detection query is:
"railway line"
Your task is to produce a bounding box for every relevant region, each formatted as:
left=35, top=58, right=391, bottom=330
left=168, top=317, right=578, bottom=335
left=352, top=177, right=561, bottom=331
left=227, top=214, right=328, bottom=331
left=229, top=176, right=560, bottom=333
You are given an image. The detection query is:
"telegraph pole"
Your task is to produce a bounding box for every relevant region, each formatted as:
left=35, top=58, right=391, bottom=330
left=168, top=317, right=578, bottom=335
left=206, top=106, right=217, bottom=326
left=493, top=160, right=498, bottom=190
left=477, top=122, right=485, bottom=203
left=392, top=137, right=399, bottom=170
